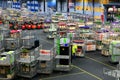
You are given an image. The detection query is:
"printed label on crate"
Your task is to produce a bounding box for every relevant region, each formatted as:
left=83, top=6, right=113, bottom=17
left=96, top=33, right=109, bottom=40
left=60, top=38, right=70, bottom=44
left=40, top=50, right=50, bottom=54
left=86, top=45, right=96, bottom=51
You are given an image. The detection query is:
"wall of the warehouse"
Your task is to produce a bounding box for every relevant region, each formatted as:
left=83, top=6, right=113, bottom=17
left=68, top=0, right=107, bottom=19
left=0, top=0, right=107, bottom=19
left=74, top=0, right=105, bottom=19
left=0, top=0, right=9, bottom=9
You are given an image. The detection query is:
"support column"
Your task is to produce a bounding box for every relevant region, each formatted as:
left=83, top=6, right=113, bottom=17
left=57, top=0, right=61, bottom=12
left=67, top=0, right=69, bottom=12
left=44, top=0, right=45, bottom=12
left=83, top=0, right=84, bottom=14
left=60, top=0, right=62, bottom=12
left=92, top=0, right=94, bottom=21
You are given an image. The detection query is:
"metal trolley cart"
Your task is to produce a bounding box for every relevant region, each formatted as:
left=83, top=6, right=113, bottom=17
left=67, top=14, right=74, bottom=23
left=47, top=21, right=58, bottom=39
left=95, top=30, right=109, bottom=50
left=102, top=39, right=111, bottom=56
left=52, top=15, right=59, bottom=22
left=4, top=30, right=22, bottom=51
left=71, top=40, right=85, bottom=57
left=16, top=47, right=39, bottom=78
left=104, top=22, right=111, bottom=30
left=78, top=25, right=91, bottom=38
left=0, top=27, right=10, bottom=39
left=103, top=44, right=120, bottom=80
left=21, top=30, right=36, bottom=49
left=55, top=12, right=62, bottom=17
left=102, top=33, right=119, bottom=56
left=59, top=19, right=67, bottom=23
left=72, top=13, right=81, bottom=20
left=58, top=22, right=67, bottom=31
left=66, top=23, right=77, bottom=43
left=85, top=40, right=96, bottom=51
left=54, top=37, right=71, bottom=71
left=21, top=36, right=35, bottom=49
left=111, top=22, right=120, bottom=33
left=4, top=38, right=21, bottom=51
left=37, top=47, right=54, bottom=74
left=77, top=25, right=96, bottom=51
left=0, top=31, right=4, bottom=52
left=86, top=15, right=93, bottom=24
left=36, top=17, right=45, bottom=29
left=109, top=41, right=120, bottom=63
left=43, top=19, right=52, bottom=33
left=47, top=30, right=57, bottom=39
left=93, top=21, right=102, bottom=31
left=0, top=51, right=15, bottom=80
left=78, top=19, right=86, bottom=27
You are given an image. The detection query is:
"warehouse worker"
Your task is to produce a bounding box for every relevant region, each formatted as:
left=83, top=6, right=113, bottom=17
left=71, top=44, right=77, bottom=62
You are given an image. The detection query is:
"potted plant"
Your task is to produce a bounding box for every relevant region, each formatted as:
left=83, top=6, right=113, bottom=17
left=21, top=48, right=29, bottom=58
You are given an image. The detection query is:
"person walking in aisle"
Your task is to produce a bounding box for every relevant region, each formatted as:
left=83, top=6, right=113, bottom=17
left=71, top=44, right=77, bottom=63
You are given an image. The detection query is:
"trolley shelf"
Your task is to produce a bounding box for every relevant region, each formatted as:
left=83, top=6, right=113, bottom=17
left=21, top=36, right=35, bottom=39
left=0, top=64, right=14, bottom=66
left=0, top=48, right=4, bottom=52
left=56, top=65, right=70, bottom=68
left=37, top=48, right=53, bottom=74
left=37, top=56, right=53, bottom=61
left=21, top=35, right=35, bottom=49
left=55, top=65, right=71, bottom=71
left=0, top=73, right=15, bottom=80
left=17, top=57, right=35, bottom=63
left=55, top=55, right=70, bottom=59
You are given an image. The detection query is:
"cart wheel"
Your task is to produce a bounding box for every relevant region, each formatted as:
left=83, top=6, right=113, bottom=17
left=109, top=61, right=119, bottom=64
left=46, top=37, right=49, bottom=39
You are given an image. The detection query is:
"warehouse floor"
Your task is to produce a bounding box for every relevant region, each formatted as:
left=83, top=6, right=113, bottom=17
left=14, top=30, right=116, bottom=80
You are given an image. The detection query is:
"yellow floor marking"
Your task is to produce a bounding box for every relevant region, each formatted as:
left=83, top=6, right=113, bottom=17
left=40, top=72, right=85, bottom=80
left=86, top=56, right=116, bottom=69
left=40, top=34, right=114, bottom=80
left=72, top=65, right=103, bottom=80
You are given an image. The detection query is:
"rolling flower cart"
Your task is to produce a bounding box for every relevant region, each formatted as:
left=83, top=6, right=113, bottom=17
left=37, top=46, right=54, bottom=74
left=54, top=36, right=71, bottom=71
left=71, top=40, right=85, bottom=57
left=43, top=19, right=52, bottom=33
left=0, top=51, right=15, bottom=80
left=4, top=30, right=22, bottom=51
left=16, top=47, right=39, bottom=78
left=103, top=44, right=120, bottom=80
left=109, top=41, right=120, bottom=63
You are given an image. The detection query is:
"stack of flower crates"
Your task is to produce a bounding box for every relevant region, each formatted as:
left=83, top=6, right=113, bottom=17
left=37, top=46, right=54, bottom=74
left=0, top=51, right=15, bottom=79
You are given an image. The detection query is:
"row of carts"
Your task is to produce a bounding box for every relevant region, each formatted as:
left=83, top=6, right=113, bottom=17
left=0, top=11, right=96, bottom=79
left=0, top=8, right=120, bottom=79
left=0, top=30, right=72, bottom=79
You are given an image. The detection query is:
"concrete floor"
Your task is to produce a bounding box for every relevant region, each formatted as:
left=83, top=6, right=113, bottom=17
left=14, top=30, right=116, bottom=80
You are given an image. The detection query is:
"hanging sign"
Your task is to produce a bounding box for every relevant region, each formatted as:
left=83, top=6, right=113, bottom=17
left=13, top=0, right=17, bottom=2
left=100, top=0, right=109, bottom=4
